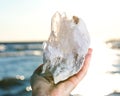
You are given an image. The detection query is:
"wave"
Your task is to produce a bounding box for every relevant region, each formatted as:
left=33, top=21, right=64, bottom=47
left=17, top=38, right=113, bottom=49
left=106, top=39, right=120, bottom=49
left=0, top=44, right=6, bottom=51
left=0, top=42, right=43, bottom=52
left=0, top=50, right=43, bottom=57
left=0, top=43, right=44, bottom=57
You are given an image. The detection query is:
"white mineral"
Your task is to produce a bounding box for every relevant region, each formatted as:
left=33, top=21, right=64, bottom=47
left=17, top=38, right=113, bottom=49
left=42, top=12, right=90, bottom=84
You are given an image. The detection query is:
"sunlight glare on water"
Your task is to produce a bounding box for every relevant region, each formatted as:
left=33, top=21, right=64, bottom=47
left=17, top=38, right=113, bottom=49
left=71, top=38, right=120, bottom=96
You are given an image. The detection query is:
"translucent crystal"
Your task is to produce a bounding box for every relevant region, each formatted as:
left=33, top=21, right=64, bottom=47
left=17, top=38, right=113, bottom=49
left=42, top=12, right=90, bottom=84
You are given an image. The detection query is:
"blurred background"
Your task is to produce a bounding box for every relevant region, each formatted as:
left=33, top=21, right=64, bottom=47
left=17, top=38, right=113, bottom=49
left=0, top=0, right=120, bottom=96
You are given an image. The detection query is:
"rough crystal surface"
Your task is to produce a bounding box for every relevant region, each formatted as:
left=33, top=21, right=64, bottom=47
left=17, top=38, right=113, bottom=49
left=42, top=12, right=90, bottom=84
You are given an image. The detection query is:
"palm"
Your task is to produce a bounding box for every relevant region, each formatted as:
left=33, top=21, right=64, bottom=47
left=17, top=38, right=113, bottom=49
left=31, top=48, right=92, bottom=96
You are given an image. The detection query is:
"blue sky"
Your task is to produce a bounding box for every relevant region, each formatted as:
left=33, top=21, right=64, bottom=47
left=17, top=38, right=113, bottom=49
left=0, top=0, right=120, bottom=42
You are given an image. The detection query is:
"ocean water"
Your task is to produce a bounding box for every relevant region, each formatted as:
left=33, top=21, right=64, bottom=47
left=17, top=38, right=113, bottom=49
left=0, top=42, right=43, bottom=96
left=0, top=40, right=120, bottom=96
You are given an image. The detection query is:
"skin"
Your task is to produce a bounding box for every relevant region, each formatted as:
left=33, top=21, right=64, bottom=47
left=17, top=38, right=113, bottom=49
left=31, top=48, right=92, bottom=96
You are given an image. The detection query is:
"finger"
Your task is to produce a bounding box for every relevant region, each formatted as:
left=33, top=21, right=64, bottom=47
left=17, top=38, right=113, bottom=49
left=34, top=64, right=44, bottom=74
left=59, top=48, right=93, bottom=93
left=76, top=48, right=93, bottom=80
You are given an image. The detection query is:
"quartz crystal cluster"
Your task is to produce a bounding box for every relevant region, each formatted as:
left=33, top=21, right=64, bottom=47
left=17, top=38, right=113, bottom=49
left=42, top=12, right=90, bottom=84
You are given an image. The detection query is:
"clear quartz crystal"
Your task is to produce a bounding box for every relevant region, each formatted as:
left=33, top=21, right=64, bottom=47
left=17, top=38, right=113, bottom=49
left=42, top=12, right=90, bottom=84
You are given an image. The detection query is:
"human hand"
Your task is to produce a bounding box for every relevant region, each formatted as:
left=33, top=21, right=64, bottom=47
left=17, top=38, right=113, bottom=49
left=31, top=48, right=92, bottom=96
